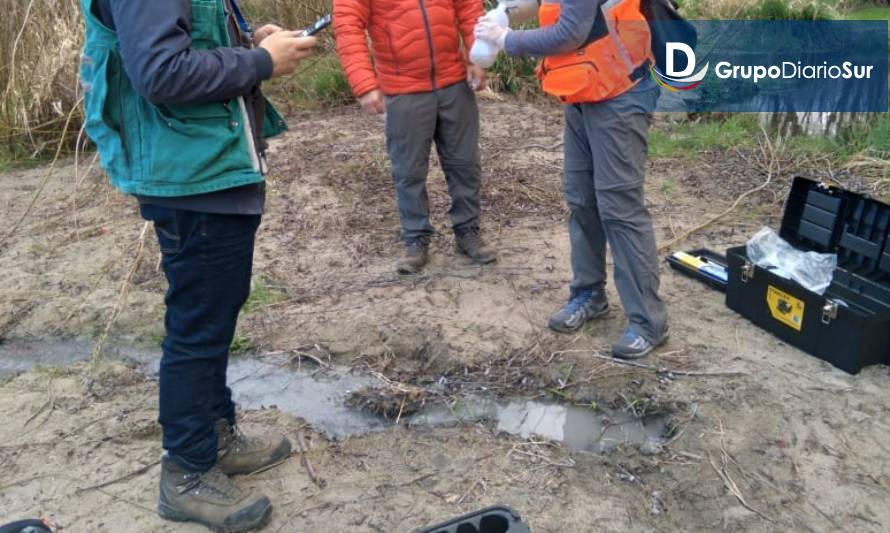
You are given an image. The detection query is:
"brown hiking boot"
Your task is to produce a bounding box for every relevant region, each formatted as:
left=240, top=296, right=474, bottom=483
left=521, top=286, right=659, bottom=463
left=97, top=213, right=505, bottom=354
left=455, top=229, right=496, bottom=264
left=216, top=420, right=292, bottom=476
left=158, top=456, right=272, bottom=532
left=396, top=240, right=429, bottom=274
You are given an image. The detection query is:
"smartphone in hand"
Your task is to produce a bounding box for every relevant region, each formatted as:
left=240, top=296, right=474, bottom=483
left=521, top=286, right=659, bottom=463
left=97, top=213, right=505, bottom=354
left=301, top=14, right=332, bottom=37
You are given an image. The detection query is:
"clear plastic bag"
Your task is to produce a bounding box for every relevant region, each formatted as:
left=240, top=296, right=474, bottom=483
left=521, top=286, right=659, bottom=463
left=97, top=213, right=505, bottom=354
left=746, top=227, right=837, bottom=295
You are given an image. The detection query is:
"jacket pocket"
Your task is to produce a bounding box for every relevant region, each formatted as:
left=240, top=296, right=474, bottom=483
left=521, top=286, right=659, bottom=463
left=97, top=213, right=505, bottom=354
left=189, top=0, right=227, bottom=50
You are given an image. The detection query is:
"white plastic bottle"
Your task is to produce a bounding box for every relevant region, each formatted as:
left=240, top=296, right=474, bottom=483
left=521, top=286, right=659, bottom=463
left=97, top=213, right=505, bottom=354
left=469, top=2, right=509, bottom=69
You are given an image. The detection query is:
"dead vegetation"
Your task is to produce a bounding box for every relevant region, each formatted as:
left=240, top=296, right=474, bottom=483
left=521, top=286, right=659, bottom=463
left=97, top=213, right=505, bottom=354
left=3, top=97, right=890, bottom=531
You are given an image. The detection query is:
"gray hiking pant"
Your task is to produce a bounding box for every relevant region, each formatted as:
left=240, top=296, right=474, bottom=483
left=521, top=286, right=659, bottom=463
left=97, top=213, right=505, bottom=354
left=563, top=93, right=668, bottom=343
left=385, top=82, right=482, bottom=242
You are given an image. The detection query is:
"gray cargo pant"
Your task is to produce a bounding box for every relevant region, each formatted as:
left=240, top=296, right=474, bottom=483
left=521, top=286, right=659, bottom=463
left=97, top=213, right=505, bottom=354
left=385, top=82, right=482, bottom=242
left=563, top=94, right=668, bottom=343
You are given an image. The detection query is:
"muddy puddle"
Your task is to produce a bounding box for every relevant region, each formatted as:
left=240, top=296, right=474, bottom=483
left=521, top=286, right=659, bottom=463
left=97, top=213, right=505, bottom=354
left=0, top=338, right=667, bottom=451
left=409, top=401, right=667, bottom=453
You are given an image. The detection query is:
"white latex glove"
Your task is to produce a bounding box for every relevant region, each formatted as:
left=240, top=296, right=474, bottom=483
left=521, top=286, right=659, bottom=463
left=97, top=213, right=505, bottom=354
left=474, top=17, right=510, bottom=49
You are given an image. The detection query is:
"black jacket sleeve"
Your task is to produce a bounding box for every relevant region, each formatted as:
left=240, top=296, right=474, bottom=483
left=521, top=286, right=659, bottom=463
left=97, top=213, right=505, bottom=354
left=106, top=0, right=274, bottom=105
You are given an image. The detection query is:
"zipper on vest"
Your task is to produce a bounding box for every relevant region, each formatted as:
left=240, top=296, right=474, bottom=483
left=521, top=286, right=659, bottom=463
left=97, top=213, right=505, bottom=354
left=224, top=0, right=262, bottom=174
left=417, top=0, right=437, bottom=90
left=116, top=61, right=131, bottom=166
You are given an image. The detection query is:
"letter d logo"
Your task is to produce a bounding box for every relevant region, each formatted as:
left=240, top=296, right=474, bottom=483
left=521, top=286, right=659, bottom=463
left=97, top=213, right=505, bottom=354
left=666, top=42, right=696, bottom=78
left=658, top=42, right=709, bottom=85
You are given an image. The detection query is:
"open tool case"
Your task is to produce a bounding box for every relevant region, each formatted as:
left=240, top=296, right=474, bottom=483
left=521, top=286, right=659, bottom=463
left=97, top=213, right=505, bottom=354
left=726, top=177, right=890, bottom=374
left=667, top=248, right=729, bottom=291
left=416, top=506, right=531, bottom=533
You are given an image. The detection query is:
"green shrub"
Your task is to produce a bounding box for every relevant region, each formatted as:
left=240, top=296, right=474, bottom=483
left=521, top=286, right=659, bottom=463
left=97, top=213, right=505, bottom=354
left=680, top=0, right=843, bottom=19
left=649, top=114, right=761, bottom=158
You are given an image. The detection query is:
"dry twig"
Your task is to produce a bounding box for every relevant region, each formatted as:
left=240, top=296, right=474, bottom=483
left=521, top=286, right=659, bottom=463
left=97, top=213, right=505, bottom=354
left=551, top=349, right=747, bottom=378
left=76, top=460, right=161, bottom=494
left=659, top=127, right=781, bottom=252
left=708, top=451, right=774, bottom=523
left=296, top=430, right=326, bottom=489
left=90, top=221, right=151, bottom=372
left=0, top=95, right=84, bottom=252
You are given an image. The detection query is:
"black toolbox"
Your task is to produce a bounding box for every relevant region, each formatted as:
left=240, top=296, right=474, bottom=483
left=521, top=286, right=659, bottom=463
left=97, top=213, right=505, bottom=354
left=726, top=177, right=890, bottom=374
left=415, top=506, right=531, bottom=533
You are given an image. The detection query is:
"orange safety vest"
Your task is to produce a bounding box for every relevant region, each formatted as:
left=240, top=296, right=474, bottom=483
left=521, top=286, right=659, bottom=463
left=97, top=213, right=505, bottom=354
left=537, top=0, right=654, bottom=104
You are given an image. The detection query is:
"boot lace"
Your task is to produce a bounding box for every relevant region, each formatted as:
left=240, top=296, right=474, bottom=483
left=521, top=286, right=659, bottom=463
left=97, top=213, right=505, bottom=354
left=564, top=288, right=594, bottom=314
left=227, top=424, right=262, bottom=453
left=179, top=466, right=241, bottom=501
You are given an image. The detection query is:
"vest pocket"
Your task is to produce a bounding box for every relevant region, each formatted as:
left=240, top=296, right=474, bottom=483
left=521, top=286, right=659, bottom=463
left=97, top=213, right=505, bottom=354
left=541, top=63, right=596, bottom=101
left=160, top=102, right=232, bottom=120
left=145, top=102, right=254, bottom=191
left=189, top=0, right=227, bottom=50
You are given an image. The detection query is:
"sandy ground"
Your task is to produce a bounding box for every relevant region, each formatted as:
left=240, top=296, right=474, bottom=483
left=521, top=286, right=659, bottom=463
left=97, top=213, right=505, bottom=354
left=1, top=98, right=889, bottom=532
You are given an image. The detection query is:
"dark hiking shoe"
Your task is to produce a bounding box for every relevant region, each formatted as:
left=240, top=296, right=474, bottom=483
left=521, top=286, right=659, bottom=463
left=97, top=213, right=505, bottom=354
left=158, top=457, right=272, bottom=533
left=611, top=328, right=669, bottom=360
left=548, top=288, right=609, bottom=333
left=397, top=240, right=429, bottom=274
left=455, top=230, right=496, bottom=264
left=216, top=420, right=292, bottom=476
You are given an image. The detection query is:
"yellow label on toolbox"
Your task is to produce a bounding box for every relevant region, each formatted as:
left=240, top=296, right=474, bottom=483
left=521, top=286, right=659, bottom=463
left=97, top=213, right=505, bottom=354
left=766, top=285, right=805, bottom=331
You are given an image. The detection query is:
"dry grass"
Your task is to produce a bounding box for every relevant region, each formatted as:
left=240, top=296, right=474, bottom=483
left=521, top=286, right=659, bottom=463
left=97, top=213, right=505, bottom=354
left=1, top=0, right=82, bottom=162
left=0, top=0, right=333, bottom=164
left=240, top=0, right=330, bottom=29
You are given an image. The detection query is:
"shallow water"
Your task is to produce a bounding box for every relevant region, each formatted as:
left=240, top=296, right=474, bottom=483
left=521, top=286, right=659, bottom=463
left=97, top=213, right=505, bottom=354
left=410, top=400, right=666, bottom=453
left=0, top=338, right=666, bottom=450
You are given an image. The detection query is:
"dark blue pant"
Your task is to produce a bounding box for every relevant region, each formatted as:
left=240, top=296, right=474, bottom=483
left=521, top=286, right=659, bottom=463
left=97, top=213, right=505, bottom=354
left=140, top=204, right=260, bottom=472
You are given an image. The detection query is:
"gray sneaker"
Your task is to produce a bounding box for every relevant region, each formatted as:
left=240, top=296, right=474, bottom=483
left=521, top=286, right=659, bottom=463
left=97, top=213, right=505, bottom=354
left=397, top=239, right=429, bottom=274
left=455, top=229, right=497, bottom=264
left=611, top=328, right=669, bottom=360
left=548, top=288, right=609, bottom=333
left=216, top=420, right=291, bottom=476
left=158, top=456, right=272, bottom=532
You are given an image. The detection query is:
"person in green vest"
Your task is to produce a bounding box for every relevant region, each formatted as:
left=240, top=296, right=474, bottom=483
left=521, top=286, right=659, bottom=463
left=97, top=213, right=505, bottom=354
left=80, top=0, right=316, bottom=530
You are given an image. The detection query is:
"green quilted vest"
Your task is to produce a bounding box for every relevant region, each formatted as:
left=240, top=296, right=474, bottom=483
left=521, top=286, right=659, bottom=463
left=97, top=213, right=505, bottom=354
left=79, top=0, right=287, bottom=197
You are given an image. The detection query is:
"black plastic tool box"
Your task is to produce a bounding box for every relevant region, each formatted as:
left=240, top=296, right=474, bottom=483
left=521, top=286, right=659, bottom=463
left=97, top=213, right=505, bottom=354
left=726, top=177, right=890, bottom=374
left=416, top=506, right=531, bottom=533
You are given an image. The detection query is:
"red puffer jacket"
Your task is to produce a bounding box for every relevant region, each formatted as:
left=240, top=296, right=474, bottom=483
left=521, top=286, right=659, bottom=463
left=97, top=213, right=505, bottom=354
left=333, top=0, right=482, bottom=97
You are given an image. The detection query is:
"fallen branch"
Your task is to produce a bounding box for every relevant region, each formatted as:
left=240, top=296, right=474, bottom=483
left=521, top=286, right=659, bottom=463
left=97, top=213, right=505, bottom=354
left=75, top=460, right=161, bottom=493
left=708, top=451, right=775, bottom=523
left=295, top=430, right=326, bottom=489
left=94, top=487, right=157, bottom=515
left=515, top=140, right=564, bottom=152
left=262, top=348, right=330, bottom=369
left=552, top=349, right=747, bottom=378
left=663, top=404, right=698, bottom=447
left=659, top=128, right=780, bottom=253
left=23, top=376, right=56, bottom=427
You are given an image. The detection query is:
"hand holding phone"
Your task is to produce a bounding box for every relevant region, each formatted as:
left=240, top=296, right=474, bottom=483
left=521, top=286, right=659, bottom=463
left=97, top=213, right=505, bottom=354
left=261, top=31, right=318, bottom=78
left=301, top=14, right=332, bottom=37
